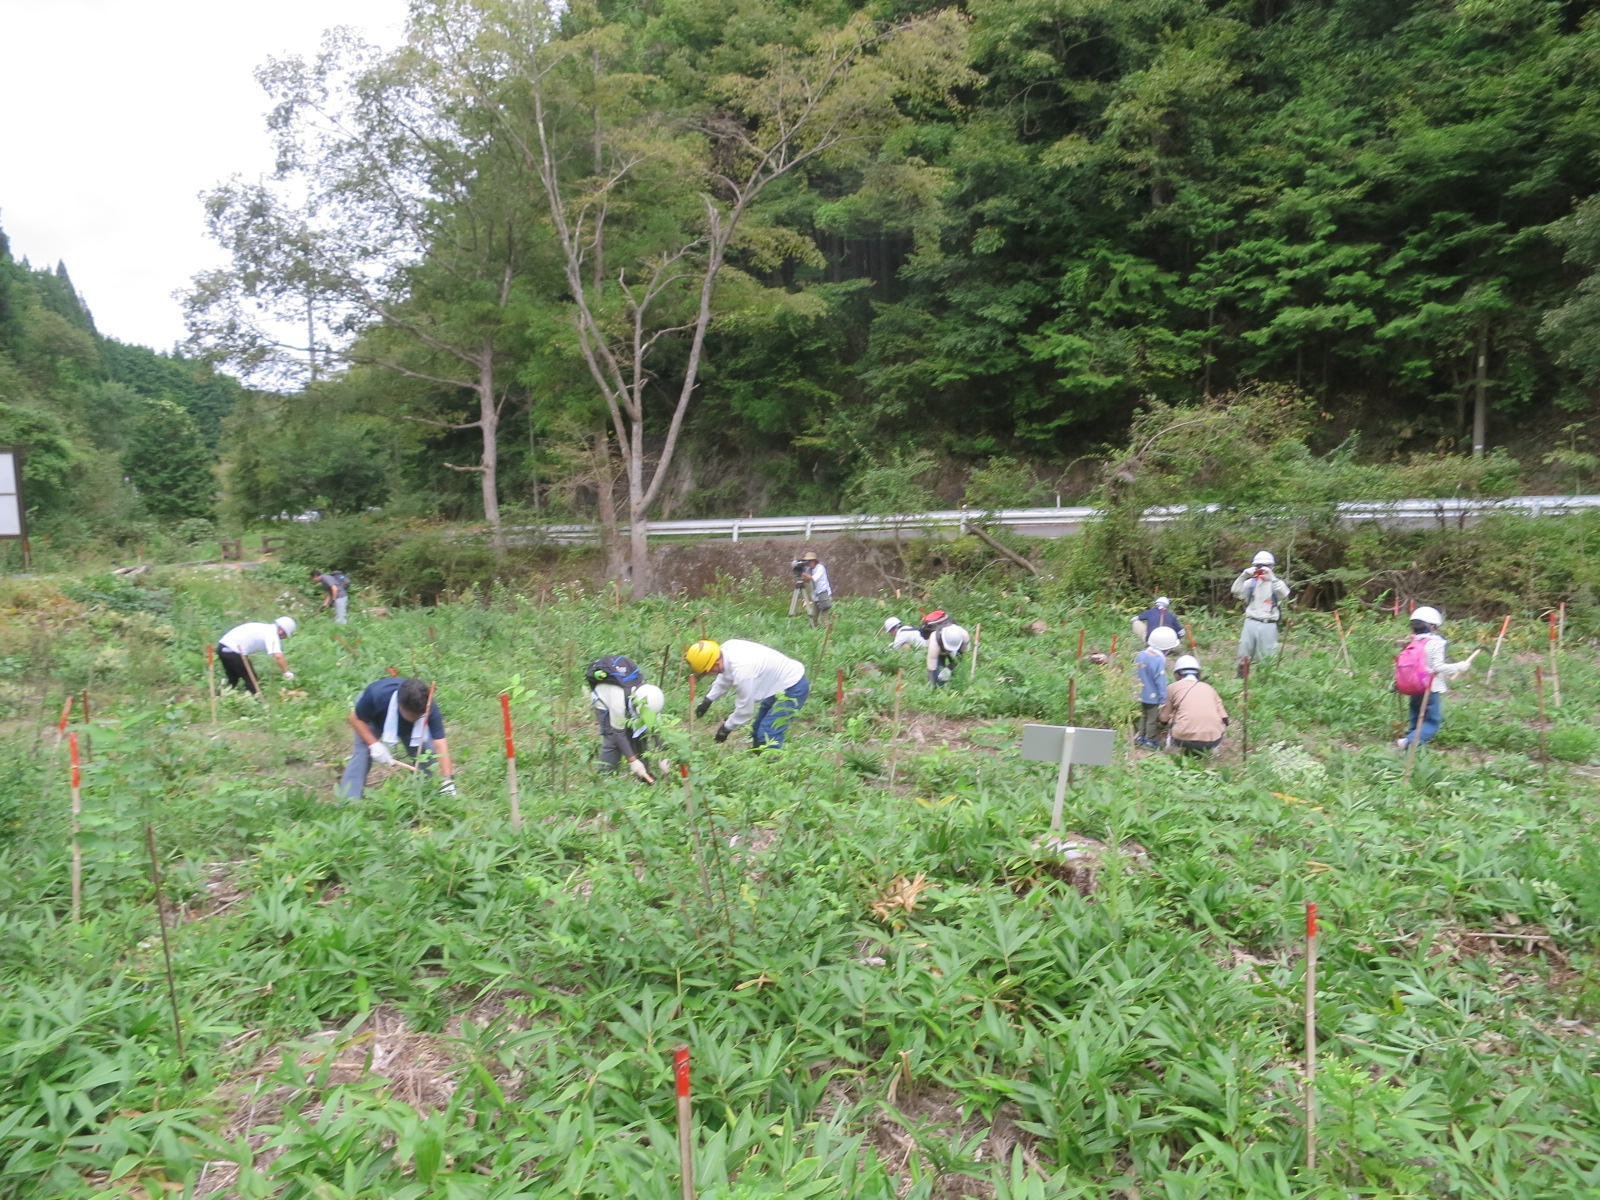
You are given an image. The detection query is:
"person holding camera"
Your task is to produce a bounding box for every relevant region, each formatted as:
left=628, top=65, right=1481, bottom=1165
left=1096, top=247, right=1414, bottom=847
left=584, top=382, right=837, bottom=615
left=790, top=551, right=833, bottom=626
left=1230, top=550, right=1291, bottom=671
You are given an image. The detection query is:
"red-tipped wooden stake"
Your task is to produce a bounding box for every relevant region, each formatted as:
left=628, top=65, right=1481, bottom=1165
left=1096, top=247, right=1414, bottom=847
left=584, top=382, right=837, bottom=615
left=674, top=1045, right=695, bottom=1200
left=1305, top=902, right=1318, bottom=1171
left=501, top=693, right=522, bottom=830
left=1109, top=633, right=1118, bottom=657
left=1408, top=599, right=1415, bottom=615
left=1549, top=610, right=1563, bottom=708
left=56, top=694, right=73, bottom=746
left=70, top=732, right=82, bottom=921
left=1484, top=614, right=1512, bottom=685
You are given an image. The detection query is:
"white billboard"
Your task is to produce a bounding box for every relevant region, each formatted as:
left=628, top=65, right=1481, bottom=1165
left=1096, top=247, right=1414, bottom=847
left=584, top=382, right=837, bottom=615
left=0, top=449, right=22, bottom=538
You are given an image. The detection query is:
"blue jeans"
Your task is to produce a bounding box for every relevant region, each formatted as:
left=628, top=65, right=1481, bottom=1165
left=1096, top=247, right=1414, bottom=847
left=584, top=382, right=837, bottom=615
left=1402, top=692, right=1443, bottom=746
left=334, top=595, right=348, bottom=624
left=752, top=677, right=809, bottom=748
left=338, top=728, right=430, bottom=798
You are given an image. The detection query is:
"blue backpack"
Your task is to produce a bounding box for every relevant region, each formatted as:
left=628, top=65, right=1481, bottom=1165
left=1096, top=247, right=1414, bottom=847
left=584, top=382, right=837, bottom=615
left=586, top=655, right=642, bottom=693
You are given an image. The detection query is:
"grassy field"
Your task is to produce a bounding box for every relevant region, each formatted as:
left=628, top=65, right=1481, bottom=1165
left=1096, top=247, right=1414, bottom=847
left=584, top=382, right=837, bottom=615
left=3, top=564, right=1600, bottom=1199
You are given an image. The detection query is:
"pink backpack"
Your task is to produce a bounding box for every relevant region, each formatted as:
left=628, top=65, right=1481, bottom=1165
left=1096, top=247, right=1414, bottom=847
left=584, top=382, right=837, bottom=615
left=1394, top=636, right=1433, bottom=696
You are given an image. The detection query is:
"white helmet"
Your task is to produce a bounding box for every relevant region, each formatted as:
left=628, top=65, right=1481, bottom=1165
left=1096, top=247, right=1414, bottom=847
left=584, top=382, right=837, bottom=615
left=1154, top=596, right=1171, bottom=609
left=1174, top=654, right=1201, bottom=675
left=632, top=684, right=666, bottom=719
left=1411, top=606, right=1443, bottom=627
left=1147, top=627, right=1180, bottom=651
left=276, top=616, right=298, bottom=637
left=1251, top=551, right=1276, bottom=567
left=884, top=617, right=903, bottom=633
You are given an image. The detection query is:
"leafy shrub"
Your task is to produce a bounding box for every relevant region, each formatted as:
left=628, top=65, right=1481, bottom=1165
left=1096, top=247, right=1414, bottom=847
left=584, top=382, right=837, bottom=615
left=62, top=574, right=172, bottom=616
left=1547, top=725, right=1600, bottom=763
left=272, top=514, right=405, bottom=577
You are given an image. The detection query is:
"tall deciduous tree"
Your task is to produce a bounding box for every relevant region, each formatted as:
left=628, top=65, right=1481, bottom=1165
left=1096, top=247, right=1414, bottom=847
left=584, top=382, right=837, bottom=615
left=428, top=0, right=972, bottom=595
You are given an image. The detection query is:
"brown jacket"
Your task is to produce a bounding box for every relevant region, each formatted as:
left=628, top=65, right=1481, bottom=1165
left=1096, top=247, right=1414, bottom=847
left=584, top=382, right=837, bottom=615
left=1159, top=677, right=1230, bottom=743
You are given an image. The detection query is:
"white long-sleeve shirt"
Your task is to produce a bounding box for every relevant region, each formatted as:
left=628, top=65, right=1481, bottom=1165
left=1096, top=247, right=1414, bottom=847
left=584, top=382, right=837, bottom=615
left=805, top=562, right=831, bottom=598
left=706, top=639, right=806, bottom=726
left=925, top=623, right=970, bottom=671
left=1417, top=632, right=1473, bottom=693
left=891, top=627, right=927, bottom=650
left=219, top=622, right=284, bottom=657
left=1231, top=570, right=1290, bottom=622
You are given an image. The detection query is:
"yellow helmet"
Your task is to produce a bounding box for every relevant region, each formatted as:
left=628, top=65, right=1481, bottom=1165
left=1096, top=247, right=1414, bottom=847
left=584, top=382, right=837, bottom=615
left=685, top=639, right=721, bottom=674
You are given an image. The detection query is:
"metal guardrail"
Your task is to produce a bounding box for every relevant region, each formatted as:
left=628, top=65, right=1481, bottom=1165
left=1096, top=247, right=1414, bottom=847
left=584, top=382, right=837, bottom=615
left=504, top=494, right=1600, bottom=546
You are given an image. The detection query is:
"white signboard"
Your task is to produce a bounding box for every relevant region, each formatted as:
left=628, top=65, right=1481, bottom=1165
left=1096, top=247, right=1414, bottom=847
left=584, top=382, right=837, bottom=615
left=1020, top=724, right=1116, bottom=832
left=0, top=450, right=20, bottom=539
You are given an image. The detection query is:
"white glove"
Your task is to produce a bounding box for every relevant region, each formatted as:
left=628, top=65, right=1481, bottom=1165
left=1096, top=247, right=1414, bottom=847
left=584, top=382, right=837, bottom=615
left=283, top=671, right=296, bottom=681
left=439, top=777, right=458, bottom=796
left=627, top=758, right=655, bottom=784
left=368, top=742, right=396, bottom=766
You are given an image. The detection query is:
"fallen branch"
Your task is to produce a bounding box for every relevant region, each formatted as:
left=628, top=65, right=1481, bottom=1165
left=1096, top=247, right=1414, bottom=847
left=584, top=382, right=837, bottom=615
left=969, top=522, right=1040, bottom=576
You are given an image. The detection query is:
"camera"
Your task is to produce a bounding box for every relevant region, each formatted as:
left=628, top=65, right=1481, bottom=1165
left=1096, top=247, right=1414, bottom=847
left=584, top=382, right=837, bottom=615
left=791, top=559, right=808, bottom=580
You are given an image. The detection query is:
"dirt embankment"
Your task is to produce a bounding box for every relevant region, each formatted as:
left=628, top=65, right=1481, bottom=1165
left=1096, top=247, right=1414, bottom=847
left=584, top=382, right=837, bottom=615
left=651, top=537, right=910, bottom=598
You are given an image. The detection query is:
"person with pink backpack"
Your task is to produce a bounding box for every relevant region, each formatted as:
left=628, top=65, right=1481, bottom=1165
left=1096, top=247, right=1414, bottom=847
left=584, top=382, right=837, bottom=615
left=1394, top=606, right=1480, bottom=750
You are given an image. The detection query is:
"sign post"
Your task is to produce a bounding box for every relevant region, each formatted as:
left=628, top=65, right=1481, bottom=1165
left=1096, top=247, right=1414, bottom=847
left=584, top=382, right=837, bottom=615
left=1020, top=724, right=1115, bottom=832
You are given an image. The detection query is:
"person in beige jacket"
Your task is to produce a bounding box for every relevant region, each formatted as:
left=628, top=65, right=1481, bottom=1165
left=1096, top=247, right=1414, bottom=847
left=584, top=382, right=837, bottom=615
left=1158, top=655, right=1230, bottom=754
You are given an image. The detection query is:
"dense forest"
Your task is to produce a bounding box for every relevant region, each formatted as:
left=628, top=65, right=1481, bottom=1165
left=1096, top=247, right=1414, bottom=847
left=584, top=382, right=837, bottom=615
left=0, top=224, right=239, bottom=544
left=12, top=0, right=1600, bottom=580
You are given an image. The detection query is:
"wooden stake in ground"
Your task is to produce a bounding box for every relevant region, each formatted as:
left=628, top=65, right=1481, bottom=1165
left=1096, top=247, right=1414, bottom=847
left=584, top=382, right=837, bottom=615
left=674, top=1045, right=695, bottom=1200
left=1109, top=633, right=1118, bottom=657
left=887, top=669, right=904, bottom=786
left=834, top=668, right=845, bottom=773
left=239, top=653, right=265, bottom=705
left=1549, top=609, right=1563, bottom=709
left=1076, top=628, right=1085, bottom=666
left=80, top=690, right=91, bottom=762
left=500, top=693, right=522, bottom=830
left=1535, top=666, right=1550, bottom=769
left=144, top=824, right=187, bottom=1061
left=69, top=732, right=82, bottom=922
left=680, top=765, right=712, bottom=899
left=55, top=694, right=72, bottom=747
left=1304, top=901, right=1318, bottom=1172
left=688, top=674, right=697, bottom=732
left=1484, top=614, right=1512, bottom=685
left=1332, top=611, right=1353, bottom=672
left=970, top=623, right=982, bottom=681
left=206, top=643, right=218, bottom=724
left=1240, top=657, right=1252, bottom=763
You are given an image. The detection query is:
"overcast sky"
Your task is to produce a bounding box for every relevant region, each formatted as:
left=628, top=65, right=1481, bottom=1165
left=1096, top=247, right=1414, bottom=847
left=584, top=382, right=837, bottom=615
left=0, top=0, right=408, bottom=353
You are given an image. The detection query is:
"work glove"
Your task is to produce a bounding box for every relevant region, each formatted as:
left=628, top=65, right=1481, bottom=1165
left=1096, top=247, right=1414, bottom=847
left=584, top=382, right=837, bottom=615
left=438, top=776, right=458, bottom=796
left=368, top=742, right=396, bottom=766
left=282, top=671, right=296, bottom=681
left=713, top=724, right=732, bottom=744
left=627, top=758, right=655, bottom=784
left=695, top=697, right=712, bottom=719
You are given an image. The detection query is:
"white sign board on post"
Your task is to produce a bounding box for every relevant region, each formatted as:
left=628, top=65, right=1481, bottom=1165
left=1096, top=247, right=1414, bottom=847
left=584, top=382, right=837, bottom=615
left=0, top=448, right=22, bottom=539
left=1020, top=723, right=1115, bottom=832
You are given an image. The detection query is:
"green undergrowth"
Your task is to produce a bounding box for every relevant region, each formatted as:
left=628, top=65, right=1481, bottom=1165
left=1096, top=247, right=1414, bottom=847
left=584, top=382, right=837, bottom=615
left=3, top=568, right=1600, bottom=1197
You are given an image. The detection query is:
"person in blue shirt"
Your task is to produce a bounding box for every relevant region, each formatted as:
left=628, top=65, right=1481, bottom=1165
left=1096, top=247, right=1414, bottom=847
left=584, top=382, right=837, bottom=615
left=1130, top=596, right=1186, bottom=645
left=1134, top=626, right=1180, bottom=748
left=339, top=676, right=456, bottom=799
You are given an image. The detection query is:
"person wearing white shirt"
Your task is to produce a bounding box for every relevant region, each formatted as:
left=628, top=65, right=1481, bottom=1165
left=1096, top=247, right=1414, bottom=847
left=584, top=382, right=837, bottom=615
left=792, top=551, right=833, bottom=627
left=217, top=616, right=297, bottom=693
left=1395, top=606, right=1480, bottom=750
left=1230, top=550, right=1291, bottom=671
left=687, top=638, right=809, bottom=748
left=884, top=616, right=926, bottom=650
left=920, top=611, right=970, bottom=687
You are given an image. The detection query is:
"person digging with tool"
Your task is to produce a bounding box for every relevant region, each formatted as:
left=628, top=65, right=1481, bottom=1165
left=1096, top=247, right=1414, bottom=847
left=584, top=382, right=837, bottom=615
left=883, top=616, right=927, bottom=650
left=1159, top=655, right=1230, bottom=755
left=1134, top=626, right=1181, bottom=748
left=920, top=610, right=970, bottom=687
left=687, top=638, right=809, bottom=749
left=586, top=653, right=667, bottom=783
left=1231, top=551, right=1291, bottom=673
left=312, top=569, right=352, bottom=624
left=339, top=675, right=456, bottom=799
left=1393, top=606, right=1480, bottom=751
left=216, top=616, right=297, bottom=694
left=1131, top=596, right=1187, bottom=645
left=791, top=551, right=833, bottom=627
